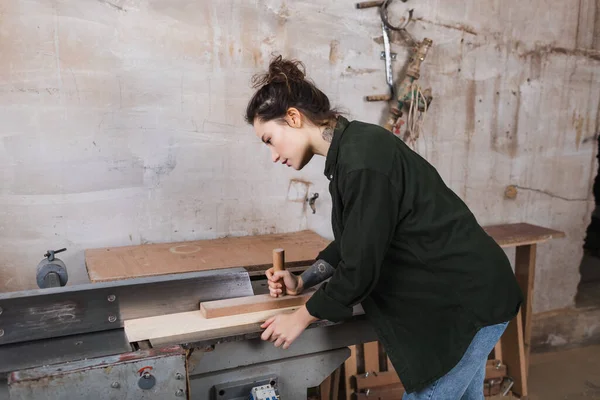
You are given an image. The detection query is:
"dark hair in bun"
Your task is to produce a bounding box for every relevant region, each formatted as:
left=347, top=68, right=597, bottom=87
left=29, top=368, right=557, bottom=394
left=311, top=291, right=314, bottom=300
left=245, top=55, right=338, bottom=126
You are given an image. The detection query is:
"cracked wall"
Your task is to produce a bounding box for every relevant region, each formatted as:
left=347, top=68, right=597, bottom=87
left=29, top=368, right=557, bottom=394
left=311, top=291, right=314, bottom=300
left=0, top=0, right=599, bottom=314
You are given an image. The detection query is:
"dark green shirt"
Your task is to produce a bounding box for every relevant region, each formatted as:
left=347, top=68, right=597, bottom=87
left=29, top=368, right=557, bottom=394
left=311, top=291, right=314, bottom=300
left=305, top=116, right=523, bottom=393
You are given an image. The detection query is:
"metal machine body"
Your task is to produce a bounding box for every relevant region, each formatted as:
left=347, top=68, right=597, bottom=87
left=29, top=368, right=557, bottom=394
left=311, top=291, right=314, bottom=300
left=0, top=268, right=376, bottom=399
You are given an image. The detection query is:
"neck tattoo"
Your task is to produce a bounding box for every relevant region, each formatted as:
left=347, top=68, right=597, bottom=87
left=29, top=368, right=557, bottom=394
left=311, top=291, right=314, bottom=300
left=322, top=126, right=334, bottom=143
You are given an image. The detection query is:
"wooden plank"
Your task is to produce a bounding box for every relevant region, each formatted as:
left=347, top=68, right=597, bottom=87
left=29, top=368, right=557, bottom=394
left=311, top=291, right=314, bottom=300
left=344, top=346, right=357, bottom=400
left=483, top=223, right=565, bottom=247
left=354, top=360, right=504, bottom=392
left=514, top=244, right=536, bottom=371
left=355, top=371, right=401, bottom=391
left=500, top=309, right=527, bottom=398
left=493, top=340, right=503, bottom=361
left=331, top=367, right=340, bottom=400
left=364, top=341, right=380, bottom=373
left=85, top=230, right=329, bottom=282
left=319, top=375, right=332, bottom=400
left=354, top=383, right=405, bottom=399
left=320, top=368, right=341, bottom=400
left=200, top=289, right=315, bottom=318
left=485, top=360, right=507, bottom=380
left=124, top=306, right=301, bottom=345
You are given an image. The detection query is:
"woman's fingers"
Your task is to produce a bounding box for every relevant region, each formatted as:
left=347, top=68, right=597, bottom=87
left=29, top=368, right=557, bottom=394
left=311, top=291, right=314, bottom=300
left=260, top=323, right=274, bottom=341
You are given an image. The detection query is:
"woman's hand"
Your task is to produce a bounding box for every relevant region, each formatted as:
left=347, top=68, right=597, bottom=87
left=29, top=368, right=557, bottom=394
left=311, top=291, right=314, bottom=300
left=260, top=306, right=318, bottom=349
left=266, top=268, right=304, bottom=297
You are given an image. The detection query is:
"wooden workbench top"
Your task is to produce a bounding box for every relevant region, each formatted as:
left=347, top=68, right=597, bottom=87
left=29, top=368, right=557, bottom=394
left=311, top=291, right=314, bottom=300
left=85, top=223, right=565, bottom=282
left=85, top=230, right=330, bottom=282
left=483, top=223, right=565, bottom=247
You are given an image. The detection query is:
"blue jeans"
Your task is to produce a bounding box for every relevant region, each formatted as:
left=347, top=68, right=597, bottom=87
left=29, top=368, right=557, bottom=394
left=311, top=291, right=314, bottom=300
left=403, top=322, right=508, bottom=400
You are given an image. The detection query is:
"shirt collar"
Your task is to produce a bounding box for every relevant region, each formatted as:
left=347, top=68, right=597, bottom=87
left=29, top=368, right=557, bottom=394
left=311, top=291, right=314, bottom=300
left=324, top=115, right=350, bottom=180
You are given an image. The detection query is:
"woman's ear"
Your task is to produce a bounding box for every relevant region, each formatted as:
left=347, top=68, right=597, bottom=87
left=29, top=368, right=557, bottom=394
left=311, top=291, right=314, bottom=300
left=285, top=107, right=303, bottom=128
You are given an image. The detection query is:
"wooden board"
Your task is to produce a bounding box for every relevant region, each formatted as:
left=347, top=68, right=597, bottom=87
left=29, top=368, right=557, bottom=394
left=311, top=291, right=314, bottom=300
left=483, top=223, right=565, bottom=247
left=85, top=230, right=330, bottom=282
left=200, top=289, right=315, bottom=318
left=125, top=306, right=301, bottom=345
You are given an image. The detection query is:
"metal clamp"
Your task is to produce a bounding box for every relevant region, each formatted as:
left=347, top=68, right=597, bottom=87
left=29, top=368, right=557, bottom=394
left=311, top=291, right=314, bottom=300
left=36, top=248, right=68, bottom=289
left=501, top=377, right=514, bottom=396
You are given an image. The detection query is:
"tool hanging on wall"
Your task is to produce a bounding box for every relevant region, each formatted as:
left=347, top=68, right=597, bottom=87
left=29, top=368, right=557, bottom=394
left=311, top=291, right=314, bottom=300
left=357, top=0, right=433, bottom=148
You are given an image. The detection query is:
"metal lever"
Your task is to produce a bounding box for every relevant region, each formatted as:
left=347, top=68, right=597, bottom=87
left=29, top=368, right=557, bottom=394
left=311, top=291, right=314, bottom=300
left=44, top=248, right=67, bottom=262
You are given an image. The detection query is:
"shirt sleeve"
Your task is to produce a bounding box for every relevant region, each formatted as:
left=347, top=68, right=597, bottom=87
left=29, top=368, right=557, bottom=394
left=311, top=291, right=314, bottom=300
left=316, top=240, right=341, bottom=268
left=305, top=169, right=400, bottom=322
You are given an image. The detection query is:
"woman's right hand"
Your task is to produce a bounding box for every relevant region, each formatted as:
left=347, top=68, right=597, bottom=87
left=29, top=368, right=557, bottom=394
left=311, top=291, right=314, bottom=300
left=266, top=268, right=303, bottom=297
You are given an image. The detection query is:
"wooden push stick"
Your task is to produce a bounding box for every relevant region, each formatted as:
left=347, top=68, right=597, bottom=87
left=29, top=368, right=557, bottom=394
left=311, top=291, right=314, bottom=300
left=273, top=248, right=285, bottom=271
left=273, top=248, right=286, bottom=296
left=200, top=289, right=315, bottom=318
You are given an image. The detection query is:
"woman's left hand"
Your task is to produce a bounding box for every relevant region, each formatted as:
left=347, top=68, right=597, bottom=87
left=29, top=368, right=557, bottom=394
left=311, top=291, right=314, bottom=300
left=260, top=306, right=318, bottom=349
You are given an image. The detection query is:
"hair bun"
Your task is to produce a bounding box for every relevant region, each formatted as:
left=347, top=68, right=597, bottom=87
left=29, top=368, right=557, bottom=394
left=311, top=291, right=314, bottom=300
left=251, top=55, right=306, bottom=89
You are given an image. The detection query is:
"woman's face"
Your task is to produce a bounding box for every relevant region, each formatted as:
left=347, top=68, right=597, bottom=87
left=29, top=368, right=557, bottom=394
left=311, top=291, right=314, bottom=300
left=253, top=117, right=314, bottom=170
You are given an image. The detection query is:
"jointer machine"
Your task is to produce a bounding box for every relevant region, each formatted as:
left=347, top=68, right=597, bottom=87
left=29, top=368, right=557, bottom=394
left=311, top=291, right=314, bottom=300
left=0, top=231, right=378, bottom=400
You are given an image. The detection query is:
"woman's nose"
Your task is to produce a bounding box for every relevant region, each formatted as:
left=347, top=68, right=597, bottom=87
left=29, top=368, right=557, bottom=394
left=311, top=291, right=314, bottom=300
left=270, top=147, right=280, bottom=163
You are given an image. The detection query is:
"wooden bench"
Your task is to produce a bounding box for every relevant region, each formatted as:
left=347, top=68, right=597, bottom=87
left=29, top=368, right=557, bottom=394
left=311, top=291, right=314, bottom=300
left=85, top=223, right=565, bottom=399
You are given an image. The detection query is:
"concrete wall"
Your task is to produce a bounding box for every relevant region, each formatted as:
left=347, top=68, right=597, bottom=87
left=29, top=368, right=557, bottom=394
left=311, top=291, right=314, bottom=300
left=1, top=0, right=599, bottom=314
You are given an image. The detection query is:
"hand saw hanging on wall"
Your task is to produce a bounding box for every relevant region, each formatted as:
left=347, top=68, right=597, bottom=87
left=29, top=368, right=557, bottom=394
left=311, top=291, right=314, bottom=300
left=357, top=0, right=433, bottom=148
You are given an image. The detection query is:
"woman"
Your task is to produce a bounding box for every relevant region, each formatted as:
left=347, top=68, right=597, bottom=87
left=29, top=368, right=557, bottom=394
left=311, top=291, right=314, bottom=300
left=245, top=55, right=523, bottom=400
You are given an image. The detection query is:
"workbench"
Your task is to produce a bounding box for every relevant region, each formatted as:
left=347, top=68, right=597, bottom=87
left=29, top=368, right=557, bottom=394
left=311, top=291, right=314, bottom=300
left=0, top=223, right=564, bottom=399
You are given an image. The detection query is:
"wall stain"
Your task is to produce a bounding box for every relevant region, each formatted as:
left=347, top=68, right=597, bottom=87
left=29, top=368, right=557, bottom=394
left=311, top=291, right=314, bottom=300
left=253, top=49, right=263, bottom=67
left=528, top=51, right=543, bottom=81
left=575, top=0, right=582, bottom=48
left=342, top=66, right=379, bottom=76
left=509, top=91, right=521, bottom=158
left=374, top=16, right=476, bottom=46
left=466, top=80, right=477, bottom=141
left=463, top=79, right=477, bottom=200
left=373, top=30, right=415, bottom=46
left=277, top=3, right=290, bottom=27
left=520, top=45, right=600, bottom=62
left=286, top=178, right=312, bottom=215
left=490, top=77, right=501, bottom=154
left=97, top=0, right=126, bottom=12
left=573, top=112, right=586, bottom=150
left=329, top=40, right=340, bottom=65
left=414, top=17, right=477, bottom=35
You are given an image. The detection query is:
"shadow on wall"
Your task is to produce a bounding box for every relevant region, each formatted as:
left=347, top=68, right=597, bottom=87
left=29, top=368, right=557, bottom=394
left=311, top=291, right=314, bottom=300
left=577, top=138, right=600, bottom=307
